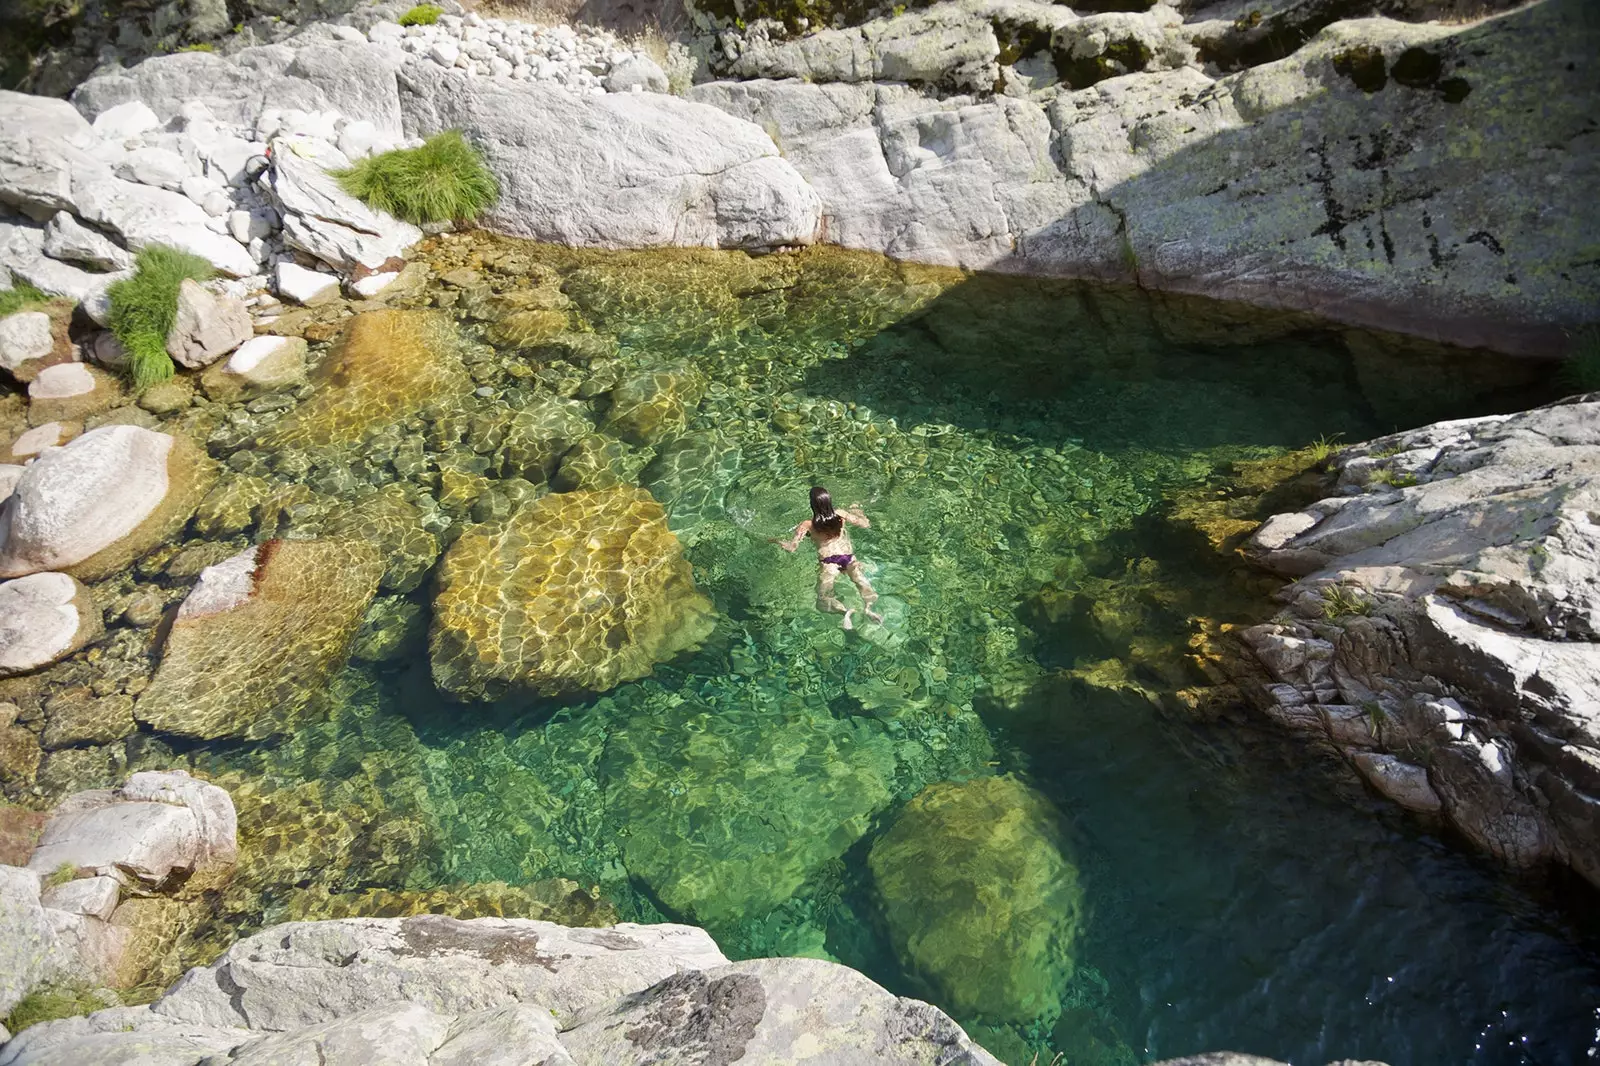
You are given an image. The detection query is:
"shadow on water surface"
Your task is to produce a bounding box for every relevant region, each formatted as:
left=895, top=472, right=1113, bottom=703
left=179, top=238, right=1592, bottom=1066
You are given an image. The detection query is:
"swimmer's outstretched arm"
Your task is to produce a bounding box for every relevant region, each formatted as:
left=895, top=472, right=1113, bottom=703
left=841, top=504, right=870, bottom=528
left=774, top=519, right=813, bottom=552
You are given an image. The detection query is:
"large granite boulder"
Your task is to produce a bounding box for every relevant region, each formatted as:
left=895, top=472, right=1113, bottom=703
left=257, top=309, right=470, bottom=448
left=1235, top=396, right=1600, bottom=888
left=0, top=425, right=218, bottom=581
left=135, top=538, right=384, bottom=740
left=868, top=774, right=1083, bottom=1025
left=430, top=487, right=715, bottom=700
left=0, top=91, right=106, bottom=219
left=397, top=62, right=821, bottom=251
left=0, top=916, right=1004, bottom=1066
left=0, top=572, right=103, bottom=677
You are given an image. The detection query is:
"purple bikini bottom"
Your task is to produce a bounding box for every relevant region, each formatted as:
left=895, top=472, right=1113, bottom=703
left=820, top=554, right=854, bottom=569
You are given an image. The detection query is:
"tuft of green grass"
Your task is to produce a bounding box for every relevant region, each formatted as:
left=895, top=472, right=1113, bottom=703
left=43, top=862, right=77, bottom=889
left=106, top=245, right=214, bottom=392
left=4, top=983, right=103, bottom=1034
left=398, top=3, right=444, bottom=26
left=1304, top=433, right=1342, bottom=464
left=1558, top=326, right=1600, bottom=393
left=176, top=41, right=215, bottom=52
left=1320, top=584, right=1374, bottom=620
left=334, top=130, right=499, bottom=226
left=1367, top=467, right=1418, bottom=489
left=0, top=279, right=50, bottom=317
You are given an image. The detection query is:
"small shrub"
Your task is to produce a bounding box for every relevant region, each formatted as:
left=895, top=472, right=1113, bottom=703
left=43, top=862, right=77, bottom=889
left=1558, top=326, right=1600, bottom=394
left=1304, top=432, right=1342, bottom=464
left=4, top=983, right=103, bottom=1034
left=0, top=279, right=49, bottom=317
left=334, top=130, right=499, bottom=225
left=107, top=245, right=214, bottom=391
left=1320, top=584, right=1373, bottom=619
left=398, top=3, right=444, bottom=26
left=1368, top=467, right=1418, bottom=489
left=176, top=41, right=215, bottom=52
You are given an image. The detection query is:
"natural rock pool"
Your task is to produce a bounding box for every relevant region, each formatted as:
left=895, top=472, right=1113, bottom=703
left=50, top=237, right=1597, bottom=1063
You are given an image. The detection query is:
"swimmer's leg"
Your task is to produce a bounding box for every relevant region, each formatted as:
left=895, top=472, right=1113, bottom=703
left=817, top=563, right=853, bottom=628
left=846, top=561, right=883, bottom=624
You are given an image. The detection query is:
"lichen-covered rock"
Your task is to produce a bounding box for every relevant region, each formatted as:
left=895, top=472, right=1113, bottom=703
left=600, top=366, right=706, bottom=446
left=0, top=424, right=218, bottom=581
left=134, top=538, right=383, bottom=739
left=430, top=487, right=715, bottom=699
left=868, top=774, right=1083, bottom=1024
left=603, top=696, right=896, bottom=927
left=198, top=335, right=308, bottom=404
left=257, top=309, right=470, bottom=448
left=0, top=572, right=102, bottom=677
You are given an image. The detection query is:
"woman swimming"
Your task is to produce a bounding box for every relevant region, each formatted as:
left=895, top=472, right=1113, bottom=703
left=776, top=486, right=883, bottom=630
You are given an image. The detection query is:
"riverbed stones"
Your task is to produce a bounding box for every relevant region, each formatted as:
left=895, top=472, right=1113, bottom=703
left=135, top=538, right=383, bottom=740
left=600, top=366, right=706, bottom=446
left=0, top=572, right=102, bottom=677
left=431, top=486, right=715, bottom=699
left=868, top=774, right=1083, bottom=1024
left=164, top=279, right=251, bottom=369
left=199, top=335, right=308, bottom=404
left=258, top=309, right=470, bottom=448
left=0, top=425, right=218, bottom=581
left=499, top=396, right=593, bottom=482
left=40, top=689, right=135, bottom=750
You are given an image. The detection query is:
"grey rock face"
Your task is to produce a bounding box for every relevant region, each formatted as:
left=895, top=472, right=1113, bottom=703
left=397, top=62, right=821, bottom=251
left=0, top=91, right=105, bottom=219
left=0, top=916, right=1006, bottom=1066
left=0, top=312, right=54, bottom=374
left=268, top=145, right=421, bottom=272
left=41, top=212, right=132, bottom=272
left=1235, top=396, right=1600, bottom=887
left=164, top=278, right=252, bottom=368
left=604, top=54, right=669, bottom=94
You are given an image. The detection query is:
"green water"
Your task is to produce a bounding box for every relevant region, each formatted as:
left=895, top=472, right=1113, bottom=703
left=188, top=242, right=1596, bottom=1064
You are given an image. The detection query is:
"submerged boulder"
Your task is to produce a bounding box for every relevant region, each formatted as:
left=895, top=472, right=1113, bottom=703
left=135, top=538, right=383, bottom=740
left=257, top=309, right=470, bottom=448
left=868, top=774, right=1083, bottom=1024
left=600, top=366, right=706, bottom=446
left=430, top=486, right=715, bottom=699
left=0, top=424, right=217, bottom=581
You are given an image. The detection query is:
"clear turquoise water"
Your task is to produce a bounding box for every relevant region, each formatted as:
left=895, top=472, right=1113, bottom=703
left=195, top=246, right=1596, bottom=1064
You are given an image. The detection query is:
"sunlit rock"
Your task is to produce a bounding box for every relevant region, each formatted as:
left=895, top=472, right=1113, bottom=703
left=499, top=396, right=593, bottom=483
left=430, top=486, right=715, bottom=699
left=600, top=365, right=706, bottom=446
left=257, top=309, right=470, bottom=448
left=135, top=538, right=384, bottom=739
left=868, top=774, right=1083, bottom=1024
left=0, top=572, right=102, bottom=677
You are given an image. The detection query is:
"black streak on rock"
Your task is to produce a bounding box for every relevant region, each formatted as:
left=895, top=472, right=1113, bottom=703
left=1308, top=139, right=1348, bottom=251
left=623, top=971, right=767, bottom=1066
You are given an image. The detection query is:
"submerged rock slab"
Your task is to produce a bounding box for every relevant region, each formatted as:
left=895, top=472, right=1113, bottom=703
left=257, top=309, right=470, bottom=448
left=0, top=425, right=217, bottom=581
left=135, top=538, right=383, bottom=740
left=602, top=696, right=897, bottom=927
left=868, top=774, right=1083, bottom=1024
left=430, top=487, right=714, bottom=700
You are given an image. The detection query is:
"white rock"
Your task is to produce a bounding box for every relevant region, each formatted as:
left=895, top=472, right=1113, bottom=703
left=113, top=146, right=189, bottom=190
left=369, top=21, right=404, bottom=44
left=0, top=571, right=102, bottom=677
left=269, top=147, right=420, bottom=271
left=42, top=211, right=133, bottom=271
left=181, top=172, right=222, bottom=205
left=10, top=256, right=127, bottom=325
left=40, top=875, right=121, bottom=922
left=227, top=208, right=253, bottom=243
left=28, top=361, right=94, bottom=400
left=75, top=175, right=256, bottom=276
left=431, top=41, right=460, bottom=67
left=10, top=422, right=69, bottom=459
left=0, top=91, right=107, bottom=217
left=331, top=24, right=366, bottom=44
left=0, top=464, right=25, bottom=502
left=165, top=278, right=251, bottom=368
left=274, top=261, right=340, bottom=305
left=349, top=271, right=398, bottom=298
left=0, top=424, right=177, bottom=579
left=0, top=310, right=54, bottom=373
left=489, top=57, right=513, bottom=78
left=604, top=53, right=668, bottom=94
left=336, top=118, right=382, bottom=159
left=91, top=100, right=161, bottom=140
left=201, top=188, right=232, bottom=217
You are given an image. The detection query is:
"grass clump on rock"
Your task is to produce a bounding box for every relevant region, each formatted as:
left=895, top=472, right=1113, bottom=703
left=4, top=983, right=104, bottom=1034
left=106, top=245, right=214, bottom=391
left=335, top=130, right=499, bottom=226
left=0, top=280, right=50, bottom=317
left=398, top=3, right=444, bottom=25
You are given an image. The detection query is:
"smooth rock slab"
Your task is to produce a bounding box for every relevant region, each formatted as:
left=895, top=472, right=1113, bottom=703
left=274, top=260, right=342, bottom=305
left=0, top=424, right=217, bottom=581
left=0, top=572, right=103, bottom=677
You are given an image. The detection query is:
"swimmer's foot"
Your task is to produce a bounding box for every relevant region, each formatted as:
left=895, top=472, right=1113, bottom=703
left=864, top=608, right=884, bottom=625
left=841, top=609, right=854, bottom=631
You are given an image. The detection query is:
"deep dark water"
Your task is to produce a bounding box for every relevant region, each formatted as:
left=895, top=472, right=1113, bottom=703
left=196, top=248, right=1593, bottom=1065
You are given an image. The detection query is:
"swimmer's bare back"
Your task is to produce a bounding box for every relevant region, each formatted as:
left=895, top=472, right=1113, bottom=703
left=772, top=494, right=883, bottom=629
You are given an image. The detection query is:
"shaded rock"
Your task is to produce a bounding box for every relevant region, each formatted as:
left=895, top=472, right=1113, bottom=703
left=0, top=425, right=218, bottom=581
left=603, top=696, right=895, bottom=926
left=868, top=774, right=1083, bottom=1024
left=0, top=311, right=55, bottom=375
left=135, top=538, right=383, bottom=740
left=397, top=63, right=821, bottom=251
left=26, top=363, right=122, bottom=425
left=164, top=279, right=251, bottom=369
left=41, top=689, right=135, bottom=750
left=348, top=595, right=425, bottom=662
left=26, top=769, right=237, bottom=891
left=199, top=335, right=308, bottom=404
left=257, top=309, right=469, bottom=448
left=430, top=487, right=714, bottom=699
left=0, top=572, right=103, bottom=677
left=41, top=212, right=133, bottom=273
left=136, top=377, right=194, bottom=416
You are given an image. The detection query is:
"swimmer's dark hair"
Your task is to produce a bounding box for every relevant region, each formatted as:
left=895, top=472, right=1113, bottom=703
left=810, top=486, right=843, bottom=535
